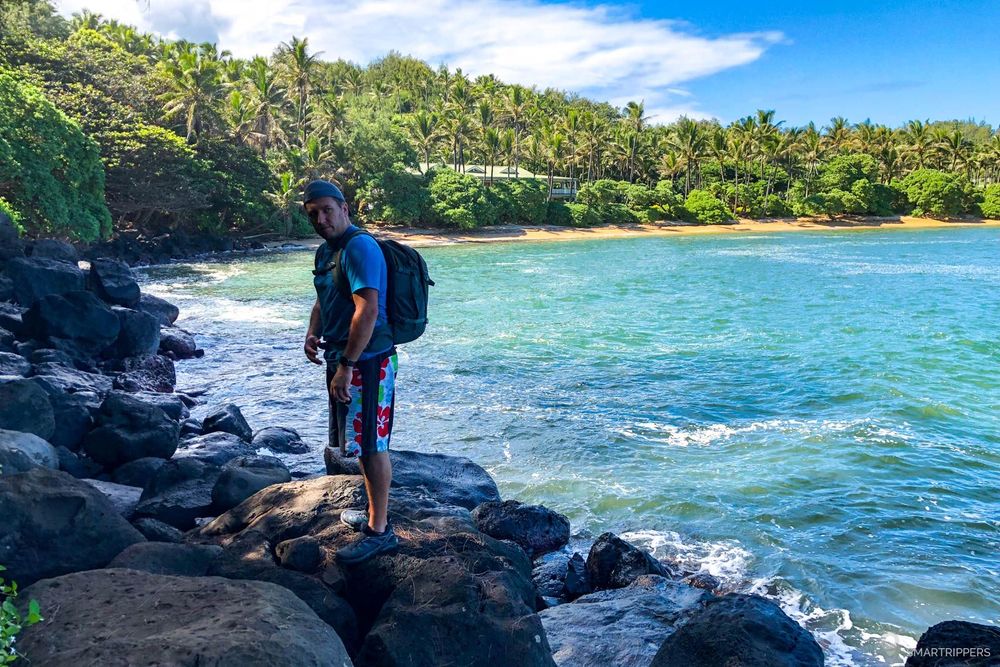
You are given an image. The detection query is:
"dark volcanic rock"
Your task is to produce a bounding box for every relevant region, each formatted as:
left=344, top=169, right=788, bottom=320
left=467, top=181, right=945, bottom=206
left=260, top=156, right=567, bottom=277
left=541, top=575, right=711, bottom=667
left=27, top=374, right=101, bottom=451
left=134, top=457, right=221, bottom=530
left=112, top=456, right=167, bottom=489
left=325, top=446, right=502, bottom=510
left=196, top=472, right=551, bottom=666
left=23, top=290, right=120, bottom=358
left=203, top=403, right=254, bottom=442
left=175, top=431, right=255, bottom=466
left=180, top=417, right=203, bottom=437
left=532, top=552, right=592, bottom=603
left=27, top=347, right=74, bottom=365
left=0, top=428, right=58, bottom=474
left=473, top=499, right=571, bottom=558
left=212, top=454, right=291, bottom=513
left=82, top=479, right=143, bottom=518
left=252, top=425, right=309, bottom=454
left=55, top=445, right=104, bottom=478
left=0, top=377, right=54, bottom=439
left=109, top=542, right=223, bottom=576
left=905, top=620, right=1000, bottom=667
left=0, top=212, right=23, bottom=262
left=88, top=257, right=141, bottom=307
left=158, top=325, right=199, bottom=359
left=0, top=468, right=145, bottom=586
left=82, top=391, right=179, bottom=467
left=130, top=517, right=184, bottom=543
left=0, top=326, right=14, bottom=353
left=0, top=303, right=25, bottom=339
left=29, top=239, right=78, bottom=264
left=586, top=532, right=674, bottom=590
left=275, top=535, right=323, bottom=573
left=0, top=351, right=30, bottom=376
left=29, top=362, right=112, bottom=396
left=137, top=292, right=179, bottom=327
left=0, top=275, right=11, bottom=301
left=112, top=306, right=160, bottom=358
left=130, top=391, right=188, bottom=421
left=111, top=353, right=176, bottom=393
left=18, top=569, right=351, bottom=667
left=650, top=593, right=824, bottom=667
left=6, top=256, right=85, bottom=306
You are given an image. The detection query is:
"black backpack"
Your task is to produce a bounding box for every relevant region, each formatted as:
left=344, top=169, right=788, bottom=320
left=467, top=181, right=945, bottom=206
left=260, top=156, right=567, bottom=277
left=330, top=229, right=434, bottom=344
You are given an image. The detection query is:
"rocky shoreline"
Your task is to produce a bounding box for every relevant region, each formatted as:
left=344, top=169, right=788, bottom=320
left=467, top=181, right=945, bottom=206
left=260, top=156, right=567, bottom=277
left=1, top=214, right=997, bottom=666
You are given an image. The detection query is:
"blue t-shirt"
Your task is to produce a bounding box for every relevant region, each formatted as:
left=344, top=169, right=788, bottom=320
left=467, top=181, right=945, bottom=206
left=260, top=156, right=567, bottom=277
left=313, top=225, right=393, bottom=360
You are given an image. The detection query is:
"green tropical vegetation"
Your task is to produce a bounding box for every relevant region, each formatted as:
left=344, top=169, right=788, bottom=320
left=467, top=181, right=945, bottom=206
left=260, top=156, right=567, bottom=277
left=2, top=0, right=1000, bottom=241
left=1, top=564, right=42, bottom=664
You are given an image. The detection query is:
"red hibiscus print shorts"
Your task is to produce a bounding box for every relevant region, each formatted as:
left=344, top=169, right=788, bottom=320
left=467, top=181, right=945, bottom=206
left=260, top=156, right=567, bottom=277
left=328, top=349, right=397, bottom=458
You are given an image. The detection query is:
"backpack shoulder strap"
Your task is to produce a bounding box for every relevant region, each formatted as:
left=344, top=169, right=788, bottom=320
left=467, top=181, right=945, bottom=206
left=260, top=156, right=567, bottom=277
left=332, top=228, right=376, bottom=297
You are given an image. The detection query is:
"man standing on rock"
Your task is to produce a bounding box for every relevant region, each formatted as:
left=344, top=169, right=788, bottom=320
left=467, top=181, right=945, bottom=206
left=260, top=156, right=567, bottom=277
left=302, top=179, right=398, bottom=565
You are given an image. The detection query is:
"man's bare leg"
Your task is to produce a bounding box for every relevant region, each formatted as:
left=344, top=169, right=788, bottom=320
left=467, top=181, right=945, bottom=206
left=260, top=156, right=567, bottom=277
left=358, top=452, right=392, bottom=533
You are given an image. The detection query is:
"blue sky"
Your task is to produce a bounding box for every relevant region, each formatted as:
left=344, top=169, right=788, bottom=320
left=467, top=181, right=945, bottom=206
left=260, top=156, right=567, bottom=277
left=55, top=0, right=1000, bottom=128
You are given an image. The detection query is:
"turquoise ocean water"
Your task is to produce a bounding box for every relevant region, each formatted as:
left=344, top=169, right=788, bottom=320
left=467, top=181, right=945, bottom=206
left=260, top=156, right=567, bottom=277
left=139, top=227, right=1000, bottom=666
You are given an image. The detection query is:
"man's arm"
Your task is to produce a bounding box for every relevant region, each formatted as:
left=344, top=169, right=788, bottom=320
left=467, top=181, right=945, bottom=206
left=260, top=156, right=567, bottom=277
left=329, top=288, right=379, bottom=402
left=304, top=299, right=322, bottom=364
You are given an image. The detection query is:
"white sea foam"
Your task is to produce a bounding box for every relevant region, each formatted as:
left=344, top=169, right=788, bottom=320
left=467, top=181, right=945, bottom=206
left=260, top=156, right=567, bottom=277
left=618, top=417, right=914, bottom=448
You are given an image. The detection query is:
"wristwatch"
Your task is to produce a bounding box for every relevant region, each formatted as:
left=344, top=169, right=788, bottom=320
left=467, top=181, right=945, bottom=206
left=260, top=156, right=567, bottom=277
left=337, top=354, right=356, bottom=369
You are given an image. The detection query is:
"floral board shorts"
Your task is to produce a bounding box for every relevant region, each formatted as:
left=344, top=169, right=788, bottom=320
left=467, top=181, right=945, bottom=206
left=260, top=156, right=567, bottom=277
left=328, top=349, right=397, bottom=458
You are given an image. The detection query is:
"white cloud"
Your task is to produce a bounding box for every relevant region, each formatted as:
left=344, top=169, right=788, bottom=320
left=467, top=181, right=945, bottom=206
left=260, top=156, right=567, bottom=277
left=53, top=0, right=782, bottom=121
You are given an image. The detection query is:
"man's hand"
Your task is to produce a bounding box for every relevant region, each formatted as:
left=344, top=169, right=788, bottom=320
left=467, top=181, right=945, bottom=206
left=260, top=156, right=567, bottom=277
left=304, top=334, right=322, bottom=365
left=329, top=364, right=353, bottom=403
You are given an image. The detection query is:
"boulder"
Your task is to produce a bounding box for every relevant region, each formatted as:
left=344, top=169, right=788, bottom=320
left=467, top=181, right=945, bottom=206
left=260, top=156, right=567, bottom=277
left=252, top=425, right=310, bottom=454
left=650, top=593, right=824, bottom=667
left=0, top=326, right=14, bottom=353
left=26, top=376, right=101, bottom=451
left=111, top=353, right=176, bottom=392
left=88, top=257, right=141, bottom=307
left=0, top=275, right=11, bottom=301
left=22, top=290, right=120, bottom=358
left=175, top=431, right=256, bottom=466
left=473, top=499, right=571, bottom=558
left=586, top=532, right=675, bottom=590
left=29, top=362, right=112, bottom=396
left=532, top=552, right=591, bottom=603
left=0, top=350, right=30, bottom=376
left=18, top=569, right=352, bottom=666
left=136, top=292, right=179, bottom=327
left=324, top=446, right=502, bottom=510
left=905, top=620, right=1000, bottom=667
left=212, top=454, right=291, bottom=513
left=29, top=239, right=78, bottom=264
left=541, top=575, right=711, bottom=667
left=0, top=302, right=25, bottom=338
left=55, top=446, right=104, bottom=479
left=112, top=306, right=160, bottom=358
left=108, top=542, right=223, bottom=576
left=203, top=403, right=253, bottom=442
left=275, top=535, right=324, bottom=573
left=196, top=473, right=548, bottom=665
left=0, top=429, right=58, bottom=474
left=158, top=325, right=199, bottom=359
left=0, top=468, right=145, bottom=586
left=83, top=479, right=143, bottom=518
left=0, top=377, right=54, bottom=439
left=5, top=256, right=85, bottom=306
left=134, top=457, right=221, bottom=530
left=112, top=456, right=167, bottom=489
left=130, top=391, right=189, bottom=421
left=683, top=572, right=722, bottom=593
left=130, top=517, right=183, bottom=543
left=0, top=211, right=23, bottom=262
left=206, top=530, right=359, bottom=653
left=28, top=347, right=75, bottom=365
left=180, top=417, right=203, bottom=437
left=82, top=391, right=179, bottom=467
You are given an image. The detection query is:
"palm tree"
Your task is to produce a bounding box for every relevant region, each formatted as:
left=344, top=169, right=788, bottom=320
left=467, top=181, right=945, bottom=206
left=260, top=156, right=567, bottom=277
left=408, top=110, right=441, bottom=170
left=904, top=120, right=934, bottom=170
left=503, top=86, right=530, bottom=176
left=564, top=108, right=581, bottom=186
left=277, top=36, right=322, bottom=147
left=669, top=117, right=707, bottom=195
left=244, top=57, right=288, bottom=154
left=936, top=128, right=973, bottom=173
left=623, top=100, right=647, bottom=182
left=266, top=172, right=304, bottom=237
left=482, top=128, right=502, bottom=186
left=823, top=116, right=852, bottom=154
left=159, top=46, right=226, bottom=142
left=543, top=129, right=566, bottom=199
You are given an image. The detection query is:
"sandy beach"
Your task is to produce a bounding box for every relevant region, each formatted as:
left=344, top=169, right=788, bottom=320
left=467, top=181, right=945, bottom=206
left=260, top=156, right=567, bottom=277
left=279, top=216, right=1000, bottom=250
